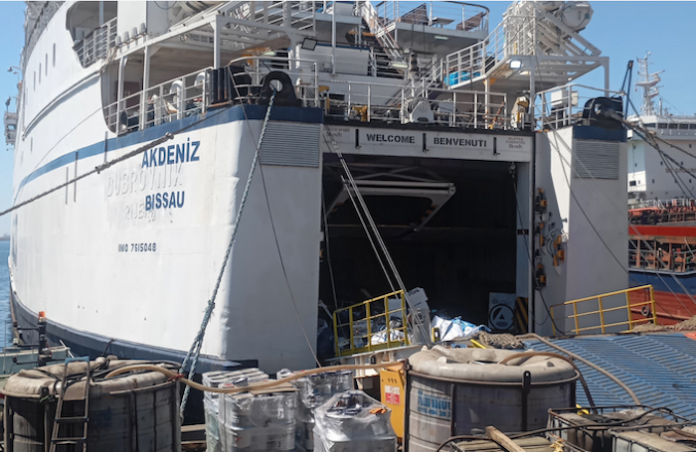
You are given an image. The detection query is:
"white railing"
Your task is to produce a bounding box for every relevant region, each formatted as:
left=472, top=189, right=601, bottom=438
left=104, top=67, right=211, bottom=135
left=438, top=13, right=534, bottom=89
left=361, top=1, right=404, bottom=65
left=74, top=18, right=117, bottom=68
left=224, top=1, right=317, bottom=34
left=372, top=1, right=489, bottom=33
left=103, top=56, right=510, bottom=135
left=537, top=84, right=622, bottom=130
left=309, top=79, right=507, bottom=130
left=22, top=1, right=64, bottom=69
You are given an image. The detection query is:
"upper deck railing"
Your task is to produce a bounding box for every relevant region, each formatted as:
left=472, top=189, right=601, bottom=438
left=103, top=56, right=512, bottom=135
left=22, top=1, right=64, bottom=70
left=74, top=18, right=118, bottom=68
left=373, top=1, right=489, bottom=34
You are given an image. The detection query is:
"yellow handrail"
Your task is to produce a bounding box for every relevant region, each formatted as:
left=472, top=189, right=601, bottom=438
left=550, top=285, right=659, bottom=335
left=333, top=290, right=411, bottom=357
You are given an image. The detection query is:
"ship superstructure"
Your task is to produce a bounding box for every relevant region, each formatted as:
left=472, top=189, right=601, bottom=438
left=4, top=0, right=631, bottom=371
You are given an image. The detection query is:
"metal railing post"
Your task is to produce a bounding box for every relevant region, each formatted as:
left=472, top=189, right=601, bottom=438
left=367, top=84, right=371, bottom=122
left=597, top=297, right=605, bottom=334
left=551, top=306, right=556, bottom=335
left=333, top=312, right=340, bottom=357
left=572, top=302, right=579, bottom=334
left=366, top=300, right=372, bottom=352
left=649, top=286, right=658, bottom=325
left=402, top=291, right=410, bottom=345
left=349, top=308, right=355, bottom=353
left=385, top=295, right=391, bottom=346
left=626, top=293, right=634, bottom=331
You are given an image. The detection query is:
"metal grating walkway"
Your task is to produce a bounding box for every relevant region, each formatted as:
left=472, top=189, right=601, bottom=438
left=524, top=333, right=696, bottom=419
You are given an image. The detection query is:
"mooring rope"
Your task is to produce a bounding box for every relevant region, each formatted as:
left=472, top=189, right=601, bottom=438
left=178, top=89, right=278, bottom=417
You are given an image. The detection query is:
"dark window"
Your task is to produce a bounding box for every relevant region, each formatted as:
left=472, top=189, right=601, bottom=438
left=629, top=181, right=637, bottom=186
left=660, top=161, right=663, bottom=166
left=669, top=123, right=679, bottom=129
left=680, top=123, right=689, bottom=130
left=652, top=179, right=655, bottom=183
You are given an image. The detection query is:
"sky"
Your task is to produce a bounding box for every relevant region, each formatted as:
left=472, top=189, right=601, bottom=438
left=0, top=1, right=696, bottom=235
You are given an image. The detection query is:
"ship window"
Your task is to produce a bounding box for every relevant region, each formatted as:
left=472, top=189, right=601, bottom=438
left=669, top=123, right=679, bottom=129
left=652, top=179, right=655, bottom=183
left=45, top=54, right=48, bottom=76
left=634, top=163, right=637, bottom=167
left=52, top=44, right=56, bottom=67
left=39, top=64, right=41, bottom=83
left=660, top=161, right=663, bottom=166
left=680, top=123, right=689, bottom=130
left=629, top=181, right=637, bottom=186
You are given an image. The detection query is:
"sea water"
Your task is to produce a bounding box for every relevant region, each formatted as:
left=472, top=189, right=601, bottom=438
left=0, top=241, right=13, bottom=346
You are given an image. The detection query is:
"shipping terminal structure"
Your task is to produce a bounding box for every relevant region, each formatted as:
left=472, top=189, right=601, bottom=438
left=5, top=0, right=636, bottom=373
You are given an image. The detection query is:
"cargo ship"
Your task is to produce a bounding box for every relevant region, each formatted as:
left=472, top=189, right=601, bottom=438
left=4, top=0, right=639, bottom=373
left=627, top=54, right=696, bottom=325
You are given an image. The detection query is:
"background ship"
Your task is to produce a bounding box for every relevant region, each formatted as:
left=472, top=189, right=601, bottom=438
left=627, top=54, right=696, bottom=325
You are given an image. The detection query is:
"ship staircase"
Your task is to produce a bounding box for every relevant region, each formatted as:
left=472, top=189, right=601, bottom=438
left=166, top=2, right=321, bottom=60
left=421, top=2, right=608, bottom=118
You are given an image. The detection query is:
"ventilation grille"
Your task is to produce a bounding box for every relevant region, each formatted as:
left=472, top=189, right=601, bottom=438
left=260, top=123, right=320, bottom=167
left=573, top=139, right=620, bottom=179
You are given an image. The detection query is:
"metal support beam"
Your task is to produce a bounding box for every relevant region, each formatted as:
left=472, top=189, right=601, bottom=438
left=213, top=16, right=221, bottom=69
left=140, top=45, right=151, bottom=130
left=117, top=55, right=129, bottom=131
left=331, top=3, right=337, bottom=74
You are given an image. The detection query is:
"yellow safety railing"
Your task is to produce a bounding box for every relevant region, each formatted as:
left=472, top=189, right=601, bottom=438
left=550, top=285, right=659, bottom=335
left=333, top=290, right=410, bottom=357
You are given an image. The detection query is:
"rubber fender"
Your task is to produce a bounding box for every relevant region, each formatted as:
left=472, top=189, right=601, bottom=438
left=258, top=71, right=300, bottom=106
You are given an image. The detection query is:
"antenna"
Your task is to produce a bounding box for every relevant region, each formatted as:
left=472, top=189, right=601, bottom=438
left=635, top=52, right=664, bottom=116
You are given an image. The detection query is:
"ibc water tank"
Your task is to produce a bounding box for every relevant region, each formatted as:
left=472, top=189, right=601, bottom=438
left=407, top=347, right=578, bottom=452
left=556, top=1, right=593, bottom=32
left=2, top=358, right=180, bottom=452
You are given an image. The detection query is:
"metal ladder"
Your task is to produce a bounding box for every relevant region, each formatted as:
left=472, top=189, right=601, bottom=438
left=49, top=356, right=91, bottom=452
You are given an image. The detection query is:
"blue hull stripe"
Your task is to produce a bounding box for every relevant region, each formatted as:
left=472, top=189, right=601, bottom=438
left=15, top=105, right=323, bottom=203
left=11, top=286, right=256, bottom=373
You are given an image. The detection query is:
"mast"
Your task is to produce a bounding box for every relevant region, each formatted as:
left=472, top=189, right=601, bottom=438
left=635, top=52, right=663, bottom=116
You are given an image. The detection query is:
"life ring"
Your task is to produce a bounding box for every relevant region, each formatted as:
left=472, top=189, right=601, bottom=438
left=641, top=305, right=652, bottom=317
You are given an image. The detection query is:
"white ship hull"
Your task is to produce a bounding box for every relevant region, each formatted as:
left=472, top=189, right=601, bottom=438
left=11, top=96, right=323, bottom=371
left=7, top=0, right=634, bottom=374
